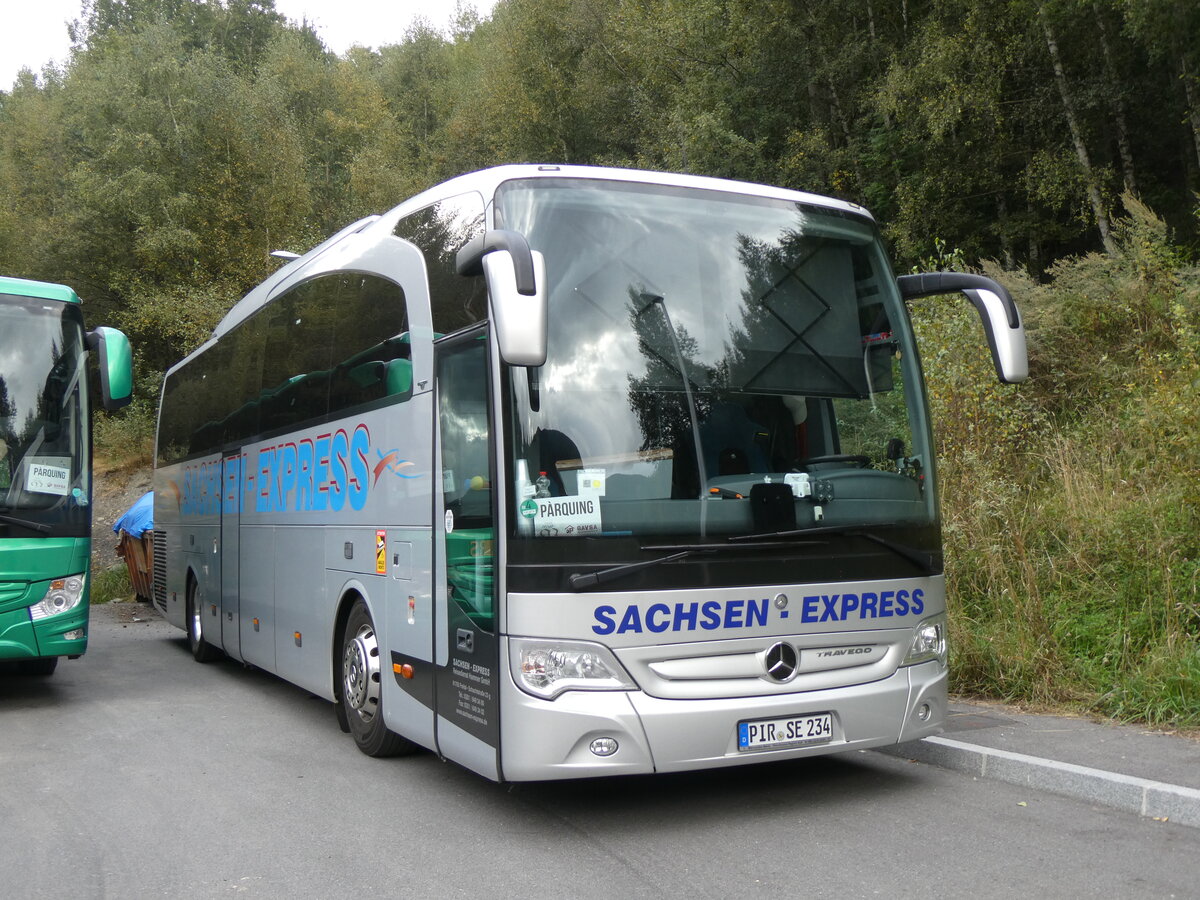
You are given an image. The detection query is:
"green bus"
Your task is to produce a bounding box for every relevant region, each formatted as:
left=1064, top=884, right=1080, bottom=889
left=0, top=276, right=132, bottom=675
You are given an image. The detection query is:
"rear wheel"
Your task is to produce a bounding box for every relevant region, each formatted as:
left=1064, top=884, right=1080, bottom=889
left=340, top=599, right=416, bottom=757
left=186, top=578, right=222, bottom=663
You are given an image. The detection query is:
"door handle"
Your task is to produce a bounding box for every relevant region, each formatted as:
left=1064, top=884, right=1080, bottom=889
left=456, top=628, right=474, bottom=653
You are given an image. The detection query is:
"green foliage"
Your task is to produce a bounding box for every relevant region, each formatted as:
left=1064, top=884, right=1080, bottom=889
left=89, top=561, right=134, bottom=605
left=925, top=199, right=1200, bottom=727
left=93, top=387, right=158, bottom=471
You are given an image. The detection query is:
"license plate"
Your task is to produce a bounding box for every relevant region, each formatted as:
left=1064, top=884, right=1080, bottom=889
left=738, top=712, right=833, bottom=751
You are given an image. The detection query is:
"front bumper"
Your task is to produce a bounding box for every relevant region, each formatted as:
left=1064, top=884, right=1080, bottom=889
left=498, top=654, right=946, bottom=781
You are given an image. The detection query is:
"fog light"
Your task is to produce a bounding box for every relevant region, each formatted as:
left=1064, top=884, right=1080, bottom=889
left=917, top=702, right=931, bottom=722
left=63, top=629, right=85, bottom=641
left=589, top=737, right=619, bottom=757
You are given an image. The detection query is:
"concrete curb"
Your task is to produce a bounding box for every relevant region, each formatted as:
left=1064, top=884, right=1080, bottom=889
left=876, top=735, right=1200, bottom=829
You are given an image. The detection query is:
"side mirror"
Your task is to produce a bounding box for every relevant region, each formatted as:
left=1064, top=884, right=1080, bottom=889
left=897, top=272, right=1028, bottom=384
left=456, top=229, right=547, bottom=367
left=86, top=326, right=134, bottom=410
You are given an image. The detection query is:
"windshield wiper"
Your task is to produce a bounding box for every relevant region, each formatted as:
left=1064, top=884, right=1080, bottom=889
left=0, top=510, right=53, bottom=534
left=728, top=522, right=937, bottom=574
left=568, top=548, right=716, bottom=592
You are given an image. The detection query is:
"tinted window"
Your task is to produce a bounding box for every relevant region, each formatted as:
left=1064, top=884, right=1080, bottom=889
left=327, top=273, right=411, bottom=412
left=157, top=272, right=410, bottom=465
left=394, top=192, right=485, bottom=335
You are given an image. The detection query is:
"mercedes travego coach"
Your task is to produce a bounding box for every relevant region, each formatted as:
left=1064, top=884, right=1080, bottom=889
left=152, top=165, right=1026, bottom=780
left=1, top=276, right=132, bottom=675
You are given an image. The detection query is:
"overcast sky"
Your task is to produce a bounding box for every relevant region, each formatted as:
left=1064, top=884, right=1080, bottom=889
left=0, top=0, right=495, bottom=89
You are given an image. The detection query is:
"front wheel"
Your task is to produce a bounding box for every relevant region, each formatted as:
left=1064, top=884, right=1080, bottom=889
left=186, top=578, right=223, bottom=663
left=340, top=599, right=416, bottom=757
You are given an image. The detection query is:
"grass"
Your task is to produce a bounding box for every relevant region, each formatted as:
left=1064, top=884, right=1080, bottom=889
left=90, top=562, right=134, bottom=605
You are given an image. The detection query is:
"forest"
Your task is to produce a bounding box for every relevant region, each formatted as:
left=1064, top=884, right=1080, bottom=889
left=1, top=0, right=1197, bottom=726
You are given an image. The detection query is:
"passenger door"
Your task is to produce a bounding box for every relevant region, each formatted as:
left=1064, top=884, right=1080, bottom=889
left=433, top=329, right=501, bottom=780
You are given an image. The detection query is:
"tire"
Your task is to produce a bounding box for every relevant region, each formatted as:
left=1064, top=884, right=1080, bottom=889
left=340, top=599, right=416, bottom=757
left=19, top=657, right=58, bottom=676
left=186, top=577, right=223, bottom=663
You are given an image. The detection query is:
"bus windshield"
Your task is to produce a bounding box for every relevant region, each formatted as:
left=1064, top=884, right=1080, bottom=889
left=0, top=294, right=90, bottom=535
left=496, top=178, right=936, bottom=568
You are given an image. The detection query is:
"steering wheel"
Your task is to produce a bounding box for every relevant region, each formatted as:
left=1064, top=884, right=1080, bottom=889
left=798, top=454, right=870, bottom=468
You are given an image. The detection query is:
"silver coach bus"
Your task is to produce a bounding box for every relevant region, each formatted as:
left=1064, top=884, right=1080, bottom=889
left=152, top=165, right=1026, bottom=781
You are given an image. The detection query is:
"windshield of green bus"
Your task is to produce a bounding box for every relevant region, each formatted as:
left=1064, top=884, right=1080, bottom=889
left=0, top=294, right=90, bottom=537
left=494, top=178, right=937, bottom=584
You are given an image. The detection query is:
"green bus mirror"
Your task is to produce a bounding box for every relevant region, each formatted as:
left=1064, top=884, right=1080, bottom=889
left=87, top=326, right=133, bottom=410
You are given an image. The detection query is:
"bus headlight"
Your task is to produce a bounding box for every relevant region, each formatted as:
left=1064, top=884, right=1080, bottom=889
left=903, top=613, right=947, bottom=668
left=30, top=574, right=86, bottom=621
left=509, top=637, right=637, bottom=700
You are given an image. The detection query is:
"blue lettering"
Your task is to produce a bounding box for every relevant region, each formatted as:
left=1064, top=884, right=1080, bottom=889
left=296, top=440, right=314, bottom=510
left=820, top=595, right=840, bottom=622
left=673, top=602, right=699, bottom=631
left=349, top=425, right=370, bottom=511
left=278, top=443, right=298, bottom=509
left=724, top=599, right=745, bottom=628
left=895, top=590, right=910, bottom=616
left=329, top=431, right=349, bottom=512
left=860, top=592, right=879, bottom=618
left=241, top=453, right=254, bottom=512
left=209, top=465, right=219, bottom=512
left=700, top=600, right=722, bottom=630
left=841, top=593, right=860, bottom=618
left=256, top=448, right=274, bottom=512
left=313, top=436, right=331, bottom=511
left=270, top=447, right=285, bottom=512
left=645, top=603, right=671, bottom=633
left=880, top=590, right=895, bottom=617
left=911, top=588, right=925, bottom=615
left=617, top=605, right=642, bottom=634
left=802, top=595, right=820, bottom=623
left=746, top=598, right=768, bottom=627
left=592, top=605, right=616, bottom=635
left=223, top=458, right=238, bottom=514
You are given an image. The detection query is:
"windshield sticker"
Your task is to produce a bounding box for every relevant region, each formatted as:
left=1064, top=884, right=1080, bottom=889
left=535, top=496, right=601, bottom=537
left=26, top=458, right=70, bottom=496
left=578, top=468, right=606, bottom=496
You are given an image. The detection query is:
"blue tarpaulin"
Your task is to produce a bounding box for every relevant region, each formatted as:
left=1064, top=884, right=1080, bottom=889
left=113, top=490, right=153, bottom=537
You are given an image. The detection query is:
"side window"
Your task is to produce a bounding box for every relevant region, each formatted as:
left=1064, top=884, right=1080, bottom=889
left=219, top=314, right=266, bottom=447
left=327, top=273, right=410, bottom=413
left=438, top=335, right=495, bottom=632
left=259, top=277, right=337, bottom=433
left=394, top=192, right=486, bottom=336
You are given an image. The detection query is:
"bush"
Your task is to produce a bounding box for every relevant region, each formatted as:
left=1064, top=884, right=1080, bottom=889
left=919, top=197, right=1200, bottom=728
left=90, top=563, right=133, bottom=605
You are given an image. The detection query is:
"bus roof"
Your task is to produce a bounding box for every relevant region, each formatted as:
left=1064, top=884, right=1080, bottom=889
left=0, top=275, right=81, bottom=304
left=187, top=164, right=875, bottom=375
